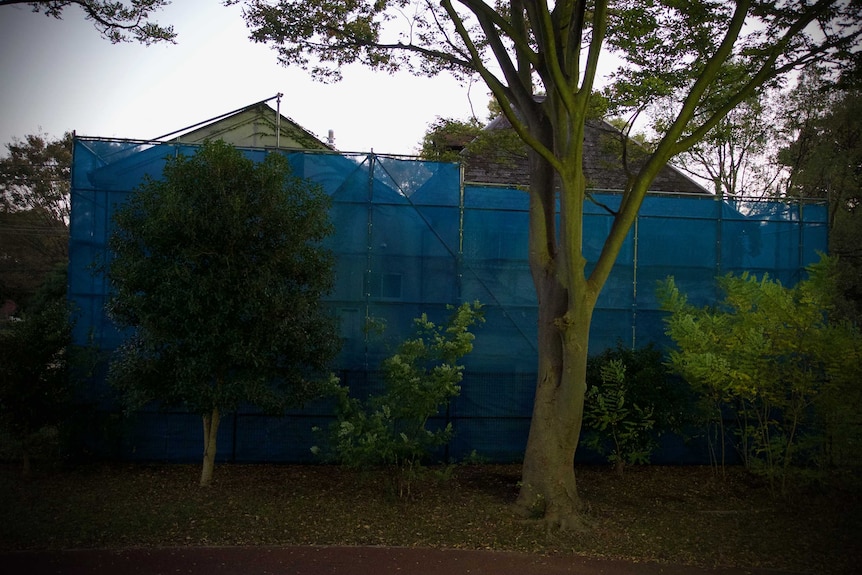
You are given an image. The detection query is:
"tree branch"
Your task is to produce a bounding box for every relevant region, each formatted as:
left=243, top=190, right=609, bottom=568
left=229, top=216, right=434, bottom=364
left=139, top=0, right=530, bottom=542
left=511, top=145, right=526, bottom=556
left=443, top=0, right=561, bottom=173
left=673, top=0, right=843, bottom=155
left=7, top=0, right=176, bottom=44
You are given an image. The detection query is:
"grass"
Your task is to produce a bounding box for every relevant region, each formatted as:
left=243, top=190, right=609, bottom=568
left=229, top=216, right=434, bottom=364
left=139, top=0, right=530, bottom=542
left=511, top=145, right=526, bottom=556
left=1, top=462, right=859, bottom=574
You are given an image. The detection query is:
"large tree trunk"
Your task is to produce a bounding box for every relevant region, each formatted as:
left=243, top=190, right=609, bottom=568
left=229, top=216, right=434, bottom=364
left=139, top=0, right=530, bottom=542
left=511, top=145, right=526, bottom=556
left=515, top=281, right=593, bottom=528
left=515, top=120, right=598, bottom=528
left=200, top=407, right=220, bottom=487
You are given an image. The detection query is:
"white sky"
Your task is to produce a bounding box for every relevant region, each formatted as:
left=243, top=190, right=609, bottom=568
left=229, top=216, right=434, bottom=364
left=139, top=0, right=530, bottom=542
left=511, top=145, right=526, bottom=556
left=0, top=1, right=492, bottom=155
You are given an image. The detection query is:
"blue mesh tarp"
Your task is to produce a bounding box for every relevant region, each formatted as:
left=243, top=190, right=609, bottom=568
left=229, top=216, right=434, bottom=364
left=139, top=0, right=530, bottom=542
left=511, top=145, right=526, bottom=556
left=68, top=138, right=828, bottom=463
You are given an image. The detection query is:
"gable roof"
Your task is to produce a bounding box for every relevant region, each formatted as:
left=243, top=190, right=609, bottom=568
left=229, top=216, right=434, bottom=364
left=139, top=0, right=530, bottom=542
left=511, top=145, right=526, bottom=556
left=155, top=99, right=334, bottom=151
left=462, top=114, right=709, bottom=195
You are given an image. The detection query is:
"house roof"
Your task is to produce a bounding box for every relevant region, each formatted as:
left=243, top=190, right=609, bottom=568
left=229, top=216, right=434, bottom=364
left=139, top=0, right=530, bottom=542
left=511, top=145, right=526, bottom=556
left=461, top=114, right=709, bottom=195
left=159, top=100, right=334, bottom=151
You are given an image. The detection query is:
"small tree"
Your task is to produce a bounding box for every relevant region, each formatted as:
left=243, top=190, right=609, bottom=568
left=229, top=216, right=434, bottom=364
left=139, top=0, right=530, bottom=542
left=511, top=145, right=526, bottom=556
left=583, top=343, right=693, bottom=474
left=583, top=359, right=655, bottom=475
left=660, top=258, right=862, bottom=494
left=107, top=140, right=339, bottom=486
left=0, top=266, right=74, bottom=478
left=0, top=132, right=72, bottom=305
left=319, top=302, right=483, bottom=496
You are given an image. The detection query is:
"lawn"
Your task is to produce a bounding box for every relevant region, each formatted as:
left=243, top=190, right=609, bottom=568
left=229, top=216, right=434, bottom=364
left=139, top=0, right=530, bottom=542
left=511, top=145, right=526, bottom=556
left=1, top=462, right=858, bottom=574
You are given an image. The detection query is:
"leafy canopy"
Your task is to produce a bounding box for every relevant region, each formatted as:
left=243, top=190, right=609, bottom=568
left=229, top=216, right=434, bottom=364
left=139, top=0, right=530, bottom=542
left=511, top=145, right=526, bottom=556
left=0, top=132, right=72, bottom=304
left=107, top=140, right=339, bottom=416
left=4, top=1, right=176, bottom=44
left=239, top=1, right=861, bottom=147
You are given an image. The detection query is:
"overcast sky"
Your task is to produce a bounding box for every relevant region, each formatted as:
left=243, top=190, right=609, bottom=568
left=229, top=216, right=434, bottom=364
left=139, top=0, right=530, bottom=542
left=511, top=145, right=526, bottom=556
left=0, top=1, right=492, bottom=155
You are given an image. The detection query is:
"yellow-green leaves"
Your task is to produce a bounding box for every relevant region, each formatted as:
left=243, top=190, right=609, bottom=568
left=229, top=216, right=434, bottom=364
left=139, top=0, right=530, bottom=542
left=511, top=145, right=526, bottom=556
left=660, top=256, right=862, bottom=492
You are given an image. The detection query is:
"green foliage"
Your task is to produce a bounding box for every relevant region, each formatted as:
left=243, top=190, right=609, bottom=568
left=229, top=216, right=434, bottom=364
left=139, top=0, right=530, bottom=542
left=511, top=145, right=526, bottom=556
left=419, top=114, right=528, bottom=171
left=107, top=139, right=340, bottom=420
left=318, top=302, right=483, bottom=496
left=583, top=359, right=656, bottom=474
left=23, top=0, right=175, bottom=45
left=584, top=342, right=696, bottom=471
left=0, top=268, right=75, bottom=475
left=419, top=117, right=483, bottom=162
left=0, top=132, right=72, bottom=304
left=660, top=257, right=862, bottom=494
left=778, top=75, right=862, bottom=323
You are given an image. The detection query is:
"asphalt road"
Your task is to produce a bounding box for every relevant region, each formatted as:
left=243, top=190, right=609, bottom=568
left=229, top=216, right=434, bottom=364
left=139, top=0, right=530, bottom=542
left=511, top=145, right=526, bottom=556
left=0, top=546, right=808, bottom=575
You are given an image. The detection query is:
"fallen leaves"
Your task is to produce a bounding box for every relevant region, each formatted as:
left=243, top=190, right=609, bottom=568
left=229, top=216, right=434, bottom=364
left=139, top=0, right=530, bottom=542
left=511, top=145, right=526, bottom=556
left=0, top=463, right=858, bottom=574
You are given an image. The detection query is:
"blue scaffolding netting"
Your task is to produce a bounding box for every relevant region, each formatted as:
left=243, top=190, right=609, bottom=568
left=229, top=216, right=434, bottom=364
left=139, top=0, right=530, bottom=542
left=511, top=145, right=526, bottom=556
left=68, top=138, right=828, bottom=464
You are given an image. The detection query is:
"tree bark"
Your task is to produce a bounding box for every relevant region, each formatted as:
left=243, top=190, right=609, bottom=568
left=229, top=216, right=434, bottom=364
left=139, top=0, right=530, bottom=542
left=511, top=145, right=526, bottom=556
left=515, top=139, right=595, bottom=528
left=200, top=407, right=220, bottom=487
left=515, top=288, right=593, bottom=528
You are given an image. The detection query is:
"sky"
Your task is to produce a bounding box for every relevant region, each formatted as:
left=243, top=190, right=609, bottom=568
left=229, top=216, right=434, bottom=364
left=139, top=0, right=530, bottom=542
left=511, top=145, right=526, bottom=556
left=0, top=1, right=492, bottom=156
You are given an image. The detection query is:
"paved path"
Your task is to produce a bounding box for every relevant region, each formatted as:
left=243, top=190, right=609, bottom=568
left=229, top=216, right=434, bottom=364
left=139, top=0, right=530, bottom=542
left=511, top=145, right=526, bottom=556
left=1, top=546, right=805, bottom=575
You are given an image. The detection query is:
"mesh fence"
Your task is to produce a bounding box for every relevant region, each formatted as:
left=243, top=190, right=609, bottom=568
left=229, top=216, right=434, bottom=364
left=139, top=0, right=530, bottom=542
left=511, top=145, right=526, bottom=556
left=68, top=138, right=828, bottom=463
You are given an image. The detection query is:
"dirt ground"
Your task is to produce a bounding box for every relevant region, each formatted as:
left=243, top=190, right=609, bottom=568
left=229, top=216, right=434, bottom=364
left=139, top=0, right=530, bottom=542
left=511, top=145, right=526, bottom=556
left=1, top=546, right=809, bottom=575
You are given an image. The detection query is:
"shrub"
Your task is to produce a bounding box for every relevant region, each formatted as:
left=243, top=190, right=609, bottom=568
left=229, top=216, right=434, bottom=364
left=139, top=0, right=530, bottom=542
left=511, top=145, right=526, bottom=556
left=316, top=302, right=483, bottom=496
left=583, top=342, right=697, bottom=473
left=0, top=269, right=75, bottom=477
left=660, top=256, right=862, bottom=494
left=583, top=359, right=656, bottom=474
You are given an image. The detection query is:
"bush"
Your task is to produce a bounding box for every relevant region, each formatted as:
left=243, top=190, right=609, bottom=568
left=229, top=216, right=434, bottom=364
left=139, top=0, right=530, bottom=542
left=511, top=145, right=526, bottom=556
left=0, top=269, right=76, bottom=476
left=583, top=359, right=656, bottom=474
left=583, top=343, right=695, bottom=472
left=316, top=302, right=483, bottom=496
left=587, top=343, right=694, bottom=433
left=660, top=256, right=862, bottom=494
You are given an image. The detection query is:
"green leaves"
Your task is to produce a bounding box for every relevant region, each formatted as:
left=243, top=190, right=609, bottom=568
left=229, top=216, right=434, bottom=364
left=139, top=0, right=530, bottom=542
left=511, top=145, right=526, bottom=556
left=583, top=358, right=658, bottom=472
left=0, top=132, right=72, bottom=304
left=320, top=302, right=483, bottom=495
left=242, top=0, right=402, bottom=81
left=107, top=140, right=339, bottom=417
left=29, top=0, right=175, bottom=45
left=660, top=256, right=862, bottom=492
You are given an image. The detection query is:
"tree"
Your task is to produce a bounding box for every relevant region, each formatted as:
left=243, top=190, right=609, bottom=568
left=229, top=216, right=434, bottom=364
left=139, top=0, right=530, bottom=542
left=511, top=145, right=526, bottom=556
left=0, top=132, right=72, bottom=305
left=237, top=0, right=862, bottom=526
left=777, top=72, right=862, bottom=322
left=0, top=265, right=74, bottom=478
left=0, top=1, right=175, bottom=44
left=107, top=140, right=340, bottom=486
left=659, top=92, right=781, bottom=198
left=419, top=114, right=531, bottom=170
left=420, top=117, right=484, bottom=162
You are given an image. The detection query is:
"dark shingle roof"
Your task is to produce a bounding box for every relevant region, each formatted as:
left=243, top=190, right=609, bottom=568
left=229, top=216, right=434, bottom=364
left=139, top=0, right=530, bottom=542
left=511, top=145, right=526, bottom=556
left=462, top=115, right=708, bottom=195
